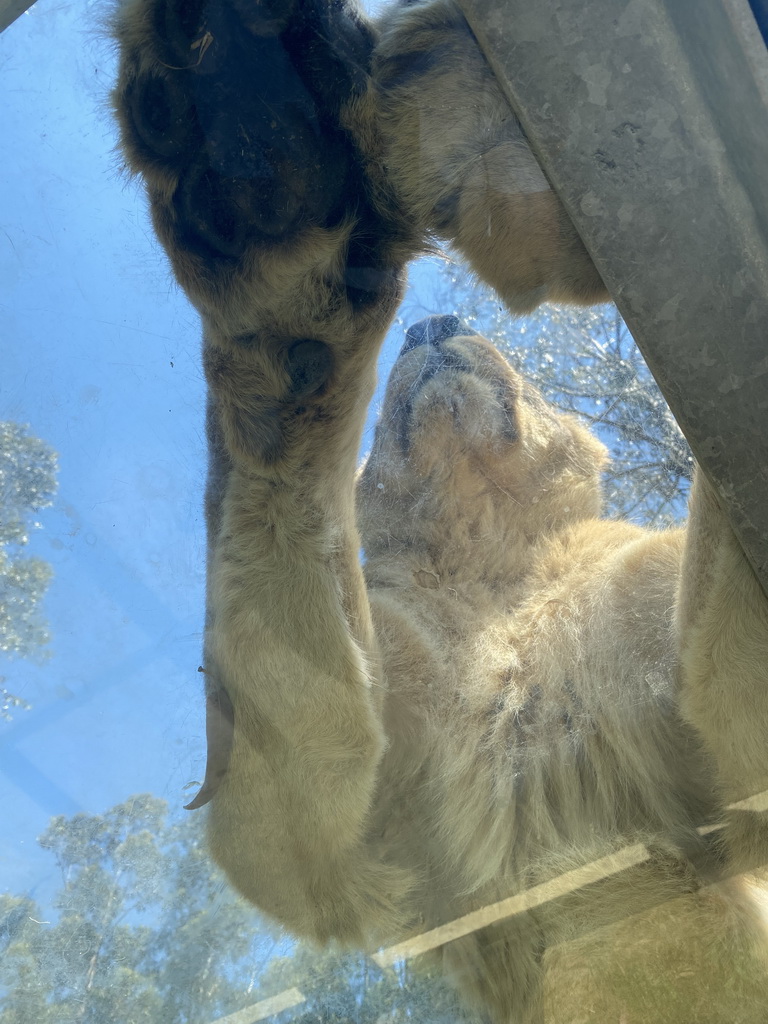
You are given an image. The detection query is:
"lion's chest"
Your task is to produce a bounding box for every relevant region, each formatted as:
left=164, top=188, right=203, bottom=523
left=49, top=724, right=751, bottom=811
left=368, top=552, right=712, bottom=907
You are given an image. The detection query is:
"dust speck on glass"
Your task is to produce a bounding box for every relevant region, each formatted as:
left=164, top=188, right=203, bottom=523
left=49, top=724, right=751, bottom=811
left=1, top=1, right=765, bottom=1023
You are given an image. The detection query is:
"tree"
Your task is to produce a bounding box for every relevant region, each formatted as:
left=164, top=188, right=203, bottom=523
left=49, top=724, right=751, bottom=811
left=262, top=943, right=465, bottom=1024
left=434, top=262, right=693, bottom=526
left=0, top=797, right=464, bottom=1024
left=0, top=422, right=58, bottom=720
left=0, top=796, right=260, bottom=1024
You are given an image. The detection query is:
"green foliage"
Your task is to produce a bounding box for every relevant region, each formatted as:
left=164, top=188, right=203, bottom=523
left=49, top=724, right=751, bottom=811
left=0, top=796, right=263, bottom=1024
left=434, top=264, right=692, bottom=525
left=0, top=687, right=30, bottom=722
left=0, top=797, right=465, bottom=1024
left=0, top=424, right=58, bottom=549
left=0, top=550, right=54, bottom=659
left=263, top=945, right=466, bottom=1024
left=0, top=422, right=58, bottom=719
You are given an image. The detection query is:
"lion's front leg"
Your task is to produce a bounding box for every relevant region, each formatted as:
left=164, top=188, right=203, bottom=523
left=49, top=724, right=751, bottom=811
left=372, top=0, right=608, bottom=312
left=677, top=472, right=768, bottom=870
left=113, top=0, right=415, bottom=944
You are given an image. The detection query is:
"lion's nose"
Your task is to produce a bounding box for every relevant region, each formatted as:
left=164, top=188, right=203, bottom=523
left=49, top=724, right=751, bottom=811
left=400, top=314, right=477, bottom=355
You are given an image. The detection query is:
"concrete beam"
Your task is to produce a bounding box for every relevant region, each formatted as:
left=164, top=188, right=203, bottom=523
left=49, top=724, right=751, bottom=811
left=1, top=0, right=37, bottom=34
left=457, top=0, right=768, bottom=591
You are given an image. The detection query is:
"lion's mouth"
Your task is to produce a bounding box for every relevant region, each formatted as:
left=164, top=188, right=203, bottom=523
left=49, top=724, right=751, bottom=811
left=390, top=364, right=518, bottom=454
left=387, top=317, right=520, bottom=454
left=391, top=346, right=473, bottom=453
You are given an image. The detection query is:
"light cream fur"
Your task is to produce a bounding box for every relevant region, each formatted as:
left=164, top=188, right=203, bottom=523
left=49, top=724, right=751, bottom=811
left=112, top=0, right=768, bottom=1019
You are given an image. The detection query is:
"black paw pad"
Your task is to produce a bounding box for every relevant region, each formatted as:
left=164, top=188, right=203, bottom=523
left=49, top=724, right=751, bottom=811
left=345, top=219, right=402, bottom=306
left=175, top=158, right=306, bottom=257
left=126, top=71, right=201, bottom=165
left=121, top=0, right=386, bottom=265
left=155, top=0, right=373, bottom=258
left=286, top=339, right=334, bottom=398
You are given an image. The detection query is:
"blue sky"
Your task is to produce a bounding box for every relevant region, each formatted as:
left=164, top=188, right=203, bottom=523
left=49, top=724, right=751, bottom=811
left=0, top=0, right=449, bottom=902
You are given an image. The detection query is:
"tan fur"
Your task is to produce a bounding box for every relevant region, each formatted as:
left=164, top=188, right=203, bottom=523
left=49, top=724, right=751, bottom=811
left=111, top=0, right=768, bottom=1019
left=372, top=0, right=609, bottom=310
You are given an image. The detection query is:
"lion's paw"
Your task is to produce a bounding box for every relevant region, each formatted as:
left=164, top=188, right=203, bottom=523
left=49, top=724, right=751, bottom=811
left=114, top=0, right=376, bottom=262
left=114, top=0, right=414, bottom=469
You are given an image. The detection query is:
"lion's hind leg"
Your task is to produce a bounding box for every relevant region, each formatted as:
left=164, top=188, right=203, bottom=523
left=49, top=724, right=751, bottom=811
left=677, top=475, right=768, bottom=881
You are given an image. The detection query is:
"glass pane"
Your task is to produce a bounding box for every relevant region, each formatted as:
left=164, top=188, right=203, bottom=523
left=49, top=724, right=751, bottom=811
left=1, top=2, right=765, bottom=1023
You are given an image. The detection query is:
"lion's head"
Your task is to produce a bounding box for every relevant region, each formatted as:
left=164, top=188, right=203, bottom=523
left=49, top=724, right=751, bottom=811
left=359, top=315, right=607, bottom=571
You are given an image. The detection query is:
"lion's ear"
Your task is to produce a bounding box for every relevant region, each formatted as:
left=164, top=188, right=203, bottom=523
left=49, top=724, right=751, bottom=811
left=184, top=680, right=234, bottom=810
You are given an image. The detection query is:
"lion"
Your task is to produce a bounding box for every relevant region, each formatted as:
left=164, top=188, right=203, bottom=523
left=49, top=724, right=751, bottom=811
left=111, top=0, right=768, bottom=1019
